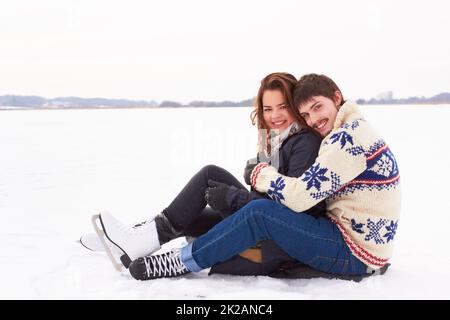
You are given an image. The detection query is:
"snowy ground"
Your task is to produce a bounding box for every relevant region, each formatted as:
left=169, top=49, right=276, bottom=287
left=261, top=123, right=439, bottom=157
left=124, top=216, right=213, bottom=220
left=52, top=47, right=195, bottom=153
left=1, top=105, right=450, bottom=299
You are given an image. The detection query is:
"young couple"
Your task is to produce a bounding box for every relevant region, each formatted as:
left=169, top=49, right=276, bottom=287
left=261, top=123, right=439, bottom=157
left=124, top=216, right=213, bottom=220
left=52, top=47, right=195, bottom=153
left=82, top=73, right=401, bottom=281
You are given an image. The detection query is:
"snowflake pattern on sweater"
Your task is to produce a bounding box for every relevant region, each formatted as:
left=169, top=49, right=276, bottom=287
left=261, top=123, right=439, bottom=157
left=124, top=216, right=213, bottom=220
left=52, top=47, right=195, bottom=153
left=383, top=220, right=398, bottom=243
left=329, top=131, right=354, bottom=149
left=322, top=119, right=363, bottom=148
left=331, top=142, right=400, bottom=199
left=341, top=119, right=364, bottom=131
left=302, top=164, right=330, bottom=191
left=350, top=217, right=399, bottom=244
left=351, top=219, right=365, bottom=234
left=368, top=154, right=394, bottom=177
left=267, top=177, right=286, bottom=203
left=365, top=218, right=389, bottom=244
left=310, top=171, right=342, bottom=200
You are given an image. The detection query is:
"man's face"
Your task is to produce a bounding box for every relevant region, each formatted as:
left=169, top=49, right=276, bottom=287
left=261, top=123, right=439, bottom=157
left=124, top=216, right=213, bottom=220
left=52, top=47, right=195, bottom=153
left=299, top=94, right=340, bottom=137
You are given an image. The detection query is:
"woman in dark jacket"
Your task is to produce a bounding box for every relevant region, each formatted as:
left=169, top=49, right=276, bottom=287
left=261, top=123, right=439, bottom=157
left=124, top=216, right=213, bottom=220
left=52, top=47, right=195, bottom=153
left=207, top=129, right=325, bottom=277
left=83, top=72, right=326, bottom=277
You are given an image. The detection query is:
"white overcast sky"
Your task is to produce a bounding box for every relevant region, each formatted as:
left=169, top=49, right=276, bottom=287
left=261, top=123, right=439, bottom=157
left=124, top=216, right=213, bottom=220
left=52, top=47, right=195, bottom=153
left=0, top=0, right=449, bottom=103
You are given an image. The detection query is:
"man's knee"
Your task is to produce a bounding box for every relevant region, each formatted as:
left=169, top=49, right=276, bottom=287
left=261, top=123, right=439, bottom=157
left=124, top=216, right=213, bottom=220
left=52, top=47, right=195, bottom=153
left=244, top=199, right=305, bottom=222
left=247, top=199, right=273, bottom=207
left=242, top=199, right=280, bottom=217
left=248, top=199, right=282, bottom=209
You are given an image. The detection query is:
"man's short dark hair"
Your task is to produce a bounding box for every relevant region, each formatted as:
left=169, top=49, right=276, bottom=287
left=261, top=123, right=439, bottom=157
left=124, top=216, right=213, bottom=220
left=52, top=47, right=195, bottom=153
left=293, top=74, right=344, bottom=108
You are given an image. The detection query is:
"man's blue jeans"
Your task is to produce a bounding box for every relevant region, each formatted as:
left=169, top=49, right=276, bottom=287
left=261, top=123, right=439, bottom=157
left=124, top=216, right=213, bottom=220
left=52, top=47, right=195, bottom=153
left=181, top=199, right=368, bottom=276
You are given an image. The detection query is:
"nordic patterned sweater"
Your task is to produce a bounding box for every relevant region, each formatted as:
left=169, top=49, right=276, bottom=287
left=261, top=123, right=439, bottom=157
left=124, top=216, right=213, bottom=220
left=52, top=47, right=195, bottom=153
left=250, top=100, right=401, bottom=270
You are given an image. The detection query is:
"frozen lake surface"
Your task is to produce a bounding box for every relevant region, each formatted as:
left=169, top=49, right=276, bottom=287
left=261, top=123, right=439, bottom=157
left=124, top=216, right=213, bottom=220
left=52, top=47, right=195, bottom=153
left=1, top=105, right=450, bottom=299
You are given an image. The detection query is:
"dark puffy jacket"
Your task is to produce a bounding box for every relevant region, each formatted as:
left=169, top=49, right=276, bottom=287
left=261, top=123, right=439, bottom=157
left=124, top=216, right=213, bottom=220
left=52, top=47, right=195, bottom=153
left=225, top=127, right=326, bottom=218
left=210, top=128, right=331, bottom=277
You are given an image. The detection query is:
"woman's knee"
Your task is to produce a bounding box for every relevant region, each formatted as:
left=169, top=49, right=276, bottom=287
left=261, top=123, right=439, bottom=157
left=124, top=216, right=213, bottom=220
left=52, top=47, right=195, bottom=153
left=199, top=164, right=223, bottom=177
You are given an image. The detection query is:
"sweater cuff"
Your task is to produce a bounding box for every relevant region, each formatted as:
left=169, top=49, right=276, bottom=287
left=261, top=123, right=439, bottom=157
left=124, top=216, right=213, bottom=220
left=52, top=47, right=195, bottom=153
left=250, top=162, right=269, bottom=188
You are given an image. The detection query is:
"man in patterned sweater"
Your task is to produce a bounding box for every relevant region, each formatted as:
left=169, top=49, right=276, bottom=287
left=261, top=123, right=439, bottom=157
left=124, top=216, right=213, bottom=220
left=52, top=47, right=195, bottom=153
left=250, top=74, right=401, bottom=270
left=124, top=74, right=401, bottom=280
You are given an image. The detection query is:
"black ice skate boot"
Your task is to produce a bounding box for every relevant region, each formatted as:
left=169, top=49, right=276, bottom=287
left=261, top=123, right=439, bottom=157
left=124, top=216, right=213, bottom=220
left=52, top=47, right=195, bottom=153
left=120, top=211, right=184, bottom=268
left=129, top=248, right=190, bottom=280
left=154, top=211, right=184, bottom=245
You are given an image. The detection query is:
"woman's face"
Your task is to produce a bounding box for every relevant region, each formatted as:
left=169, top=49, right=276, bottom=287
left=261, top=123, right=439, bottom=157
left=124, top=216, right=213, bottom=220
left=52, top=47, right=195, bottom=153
left=262, top=89, right=294, bottom=131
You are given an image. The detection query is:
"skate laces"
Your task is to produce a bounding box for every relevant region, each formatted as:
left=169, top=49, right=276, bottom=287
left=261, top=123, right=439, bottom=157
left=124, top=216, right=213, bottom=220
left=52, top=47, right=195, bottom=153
left=143, top=249, right=188, bottom=278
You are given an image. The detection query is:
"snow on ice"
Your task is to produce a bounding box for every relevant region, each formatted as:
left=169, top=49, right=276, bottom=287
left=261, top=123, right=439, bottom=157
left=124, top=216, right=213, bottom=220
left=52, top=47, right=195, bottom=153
left=1, top=105, right=450, bottom=299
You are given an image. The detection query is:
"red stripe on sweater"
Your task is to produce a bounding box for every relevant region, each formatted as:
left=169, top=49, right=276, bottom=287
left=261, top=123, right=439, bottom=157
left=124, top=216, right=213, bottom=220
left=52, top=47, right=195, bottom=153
left=337, top=174, right=400, bottom=193
left=330, top=217, right=388, bottom=267
left=367, top=144, right=388, bottom=160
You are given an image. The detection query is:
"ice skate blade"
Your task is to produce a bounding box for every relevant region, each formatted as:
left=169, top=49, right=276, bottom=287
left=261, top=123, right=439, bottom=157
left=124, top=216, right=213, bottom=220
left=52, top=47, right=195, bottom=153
left=91, top=214, right=124, bottom=272
left=78, top=237, right=95, bottom=251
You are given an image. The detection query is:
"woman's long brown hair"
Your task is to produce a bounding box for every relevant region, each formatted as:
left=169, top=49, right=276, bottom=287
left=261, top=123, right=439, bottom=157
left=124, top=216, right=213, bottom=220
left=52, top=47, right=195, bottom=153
left=251, top=72, right=307, bottom=130
left=250, top=73, right=308, bottom=155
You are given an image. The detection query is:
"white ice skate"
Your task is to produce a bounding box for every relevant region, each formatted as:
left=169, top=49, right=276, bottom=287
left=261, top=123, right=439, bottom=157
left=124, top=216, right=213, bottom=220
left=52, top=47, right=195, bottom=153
left=91, top=212, right=161, bottom=272
left=79, top=232, right=113, bottom=252
left=90, top=215, right=126, bottom=272
left=79, top=231, right=130, bottom=271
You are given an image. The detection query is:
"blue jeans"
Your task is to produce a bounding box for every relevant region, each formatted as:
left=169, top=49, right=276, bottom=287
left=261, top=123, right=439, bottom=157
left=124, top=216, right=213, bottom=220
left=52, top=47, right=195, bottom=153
left=181, top=199, right=368, bottom=276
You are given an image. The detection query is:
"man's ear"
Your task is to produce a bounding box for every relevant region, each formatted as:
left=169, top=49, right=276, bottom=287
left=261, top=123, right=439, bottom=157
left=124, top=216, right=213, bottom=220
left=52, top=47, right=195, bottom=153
left=334, top=90, right=343, bottom=107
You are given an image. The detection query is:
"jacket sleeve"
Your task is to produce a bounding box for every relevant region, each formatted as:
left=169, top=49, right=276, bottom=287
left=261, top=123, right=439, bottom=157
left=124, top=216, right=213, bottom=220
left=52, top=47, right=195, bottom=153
left=251, top=128, right=367, bottom=213
left=284, top=131, right=321, bottom=178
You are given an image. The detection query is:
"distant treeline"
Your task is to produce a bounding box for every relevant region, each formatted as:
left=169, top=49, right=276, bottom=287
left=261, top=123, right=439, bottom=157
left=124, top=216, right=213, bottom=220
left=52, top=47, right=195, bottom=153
left=0, top=95, right=158, bottom=108
left=0, top=95, right=254, bottom=109
left=356, top=92, right=450, bottom=105
left=160, top=98, right=254, bottom=108
left=1, top=92, right=449, bottom=109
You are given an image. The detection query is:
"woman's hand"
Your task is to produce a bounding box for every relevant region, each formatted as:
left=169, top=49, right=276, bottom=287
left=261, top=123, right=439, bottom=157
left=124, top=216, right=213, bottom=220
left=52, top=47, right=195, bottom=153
left=205, top=179, right=232, bottom=212
left=244, top=160, right=258, bottom=185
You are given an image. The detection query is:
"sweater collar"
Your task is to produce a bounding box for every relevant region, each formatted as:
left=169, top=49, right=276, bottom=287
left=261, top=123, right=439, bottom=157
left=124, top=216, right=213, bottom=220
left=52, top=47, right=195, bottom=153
left=332, top=100, right=363, bottom=130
